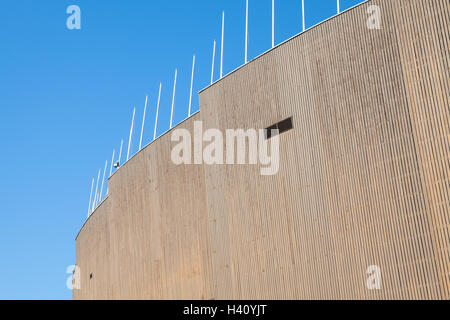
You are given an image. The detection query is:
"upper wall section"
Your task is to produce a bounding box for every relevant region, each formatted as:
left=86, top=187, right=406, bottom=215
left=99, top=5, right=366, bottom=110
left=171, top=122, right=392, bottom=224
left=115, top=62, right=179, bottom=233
left=197, top=0, right=449, bottom=299
left=75, top=0, right=449, bottom=299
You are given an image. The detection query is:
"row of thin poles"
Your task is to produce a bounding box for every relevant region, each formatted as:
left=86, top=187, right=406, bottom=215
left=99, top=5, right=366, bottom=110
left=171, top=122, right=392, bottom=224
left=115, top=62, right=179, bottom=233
left=87, top=0, right=344, bottom=217
left=87, top=56, right=198, bottom=216
left=244, top=0, right=341, bottom=63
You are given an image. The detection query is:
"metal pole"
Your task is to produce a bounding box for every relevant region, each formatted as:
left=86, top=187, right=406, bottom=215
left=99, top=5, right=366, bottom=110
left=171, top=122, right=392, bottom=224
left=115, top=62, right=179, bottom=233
left=139, top=95, right=148, bottom=151
left=245, top=0, right=248, bottom=63
left=109, top=149, right=115, bottom=177
left=220, top=11, right=225, bottom=78
left=337, top=0, right=340, bottom=14
left=127, top=107, right=135, bottom=161
left=170, top=69, right=177, bottom=129
left=93, top=168, right=101, bottom=209
left=302, top=0, right=305, bottom=32
left=272, top=0, right=275, bottom=48
left=88, top=177, right=94, bottom=216
left=211, top=40, right=216, bottom=84
left=99, top=160, right=107, bottom=203
left=188, top=55, right=195, bottom=117
left=154, top=83, right=162, bottom=140
left=118, top=139, right=123, bottom=167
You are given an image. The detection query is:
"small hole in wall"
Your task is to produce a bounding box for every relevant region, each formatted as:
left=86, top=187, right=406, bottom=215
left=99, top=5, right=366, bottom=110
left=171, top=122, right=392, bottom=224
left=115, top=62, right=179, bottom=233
left=90, top=273, right=93, bottom=279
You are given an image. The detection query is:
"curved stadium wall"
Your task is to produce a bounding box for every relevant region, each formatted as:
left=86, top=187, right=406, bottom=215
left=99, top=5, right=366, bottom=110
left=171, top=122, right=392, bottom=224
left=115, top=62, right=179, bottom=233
left=74, top=0, right=449, bottom=299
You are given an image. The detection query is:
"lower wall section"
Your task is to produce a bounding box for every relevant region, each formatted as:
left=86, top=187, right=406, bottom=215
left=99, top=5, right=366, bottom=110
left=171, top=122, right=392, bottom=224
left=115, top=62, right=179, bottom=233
left=75, top=113, right=214, bottom=299
left=74, top=0, right=449, bottom=300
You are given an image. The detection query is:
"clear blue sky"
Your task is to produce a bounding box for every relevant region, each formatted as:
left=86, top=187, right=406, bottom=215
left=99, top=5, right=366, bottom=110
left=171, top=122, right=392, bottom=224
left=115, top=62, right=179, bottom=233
left=0, top=0, right=364, bottom=300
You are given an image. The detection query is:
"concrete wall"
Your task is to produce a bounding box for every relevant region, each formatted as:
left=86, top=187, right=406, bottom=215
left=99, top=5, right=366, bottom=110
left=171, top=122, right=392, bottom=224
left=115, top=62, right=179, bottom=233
left=74, top=0, right=449, bottom=299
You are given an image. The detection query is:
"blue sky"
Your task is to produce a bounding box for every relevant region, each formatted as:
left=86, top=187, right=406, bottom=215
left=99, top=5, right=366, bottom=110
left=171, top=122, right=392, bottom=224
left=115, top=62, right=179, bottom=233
left=0, top=0, right=364, bottom=300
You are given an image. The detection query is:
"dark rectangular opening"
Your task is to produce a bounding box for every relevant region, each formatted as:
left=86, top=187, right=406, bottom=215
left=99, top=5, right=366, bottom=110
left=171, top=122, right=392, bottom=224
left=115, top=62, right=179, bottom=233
left=265, top=117, right=293, bottom=140
left=277, top=117, right=293, bottom=134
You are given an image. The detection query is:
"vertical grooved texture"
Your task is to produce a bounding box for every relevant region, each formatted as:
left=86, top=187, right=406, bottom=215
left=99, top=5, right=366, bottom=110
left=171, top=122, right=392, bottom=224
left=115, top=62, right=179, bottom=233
left=74, top=0, right=449, bottom=300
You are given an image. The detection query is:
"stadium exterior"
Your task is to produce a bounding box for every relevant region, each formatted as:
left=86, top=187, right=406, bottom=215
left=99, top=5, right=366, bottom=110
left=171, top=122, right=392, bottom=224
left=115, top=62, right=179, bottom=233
left=74, top=0, right=449, bottom=299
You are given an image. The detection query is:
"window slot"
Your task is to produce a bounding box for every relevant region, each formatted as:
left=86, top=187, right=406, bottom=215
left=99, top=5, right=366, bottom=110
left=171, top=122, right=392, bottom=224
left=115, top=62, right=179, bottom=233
left=265, top=117, right=293, bottom=140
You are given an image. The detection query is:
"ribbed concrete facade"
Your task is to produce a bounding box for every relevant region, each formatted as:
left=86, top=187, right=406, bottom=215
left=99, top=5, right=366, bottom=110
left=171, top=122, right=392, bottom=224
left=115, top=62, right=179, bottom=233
left=74, top=0, right=449, bottom=299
